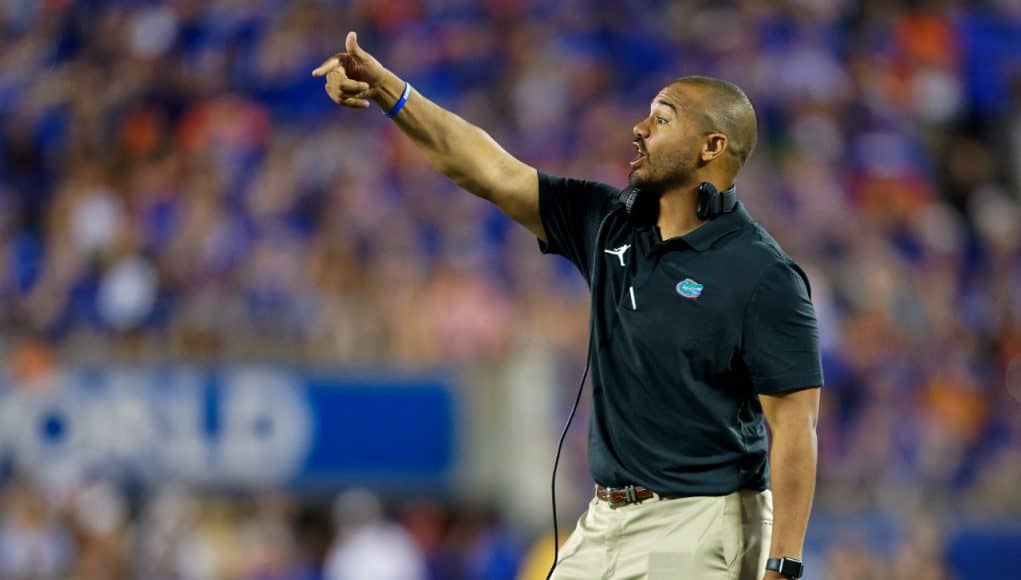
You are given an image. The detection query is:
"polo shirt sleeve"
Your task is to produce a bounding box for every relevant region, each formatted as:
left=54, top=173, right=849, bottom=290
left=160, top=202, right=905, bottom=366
left=742, top=261, right=824, bottom=394
left=537, top=171, right=618, bottom=280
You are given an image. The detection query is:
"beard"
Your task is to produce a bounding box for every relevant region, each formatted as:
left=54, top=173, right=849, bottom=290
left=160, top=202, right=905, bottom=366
left=628, top=154, right=694, bottom=194
left=624, top=152, right=697, bottom=226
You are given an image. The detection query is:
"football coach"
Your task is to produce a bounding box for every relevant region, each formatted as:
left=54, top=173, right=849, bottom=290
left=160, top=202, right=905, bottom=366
left=314, top=32, right=822, bottom=580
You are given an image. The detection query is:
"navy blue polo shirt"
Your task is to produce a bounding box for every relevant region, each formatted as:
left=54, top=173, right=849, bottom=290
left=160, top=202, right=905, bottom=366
left=537, top=172, right=824, bottom=496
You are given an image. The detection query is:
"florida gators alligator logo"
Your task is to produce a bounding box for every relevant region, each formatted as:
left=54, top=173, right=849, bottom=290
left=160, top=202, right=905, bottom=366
left=675, top=278, right=704, bottom=299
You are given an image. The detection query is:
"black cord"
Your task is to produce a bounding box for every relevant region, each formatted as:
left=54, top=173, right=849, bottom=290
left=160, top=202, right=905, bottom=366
left=545, top=347, right=592, bottom=580
left=545, top=207, right=618, bottom=580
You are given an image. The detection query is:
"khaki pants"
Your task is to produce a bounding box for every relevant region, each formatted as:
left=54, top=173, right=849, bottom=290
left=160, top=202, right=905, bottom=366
left=551, top=489, right=773, bottom=580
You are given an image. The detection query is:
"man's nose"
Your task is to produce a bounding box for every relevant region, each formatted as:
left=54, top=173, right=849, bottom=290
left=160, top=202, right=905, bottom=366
left=633, top=119, right=649, bottom=141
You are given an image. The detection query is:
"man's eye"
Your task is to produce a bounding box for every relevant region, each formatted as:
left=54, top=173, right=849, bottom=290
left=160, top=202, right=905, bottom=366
left=656, top=117, right=668, bottom=125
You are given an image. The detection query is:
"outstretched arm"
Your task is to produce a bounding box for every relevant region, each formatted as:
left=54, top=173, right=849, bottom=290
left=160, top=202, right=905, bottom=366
left=313, top=32, right=544, bottom=240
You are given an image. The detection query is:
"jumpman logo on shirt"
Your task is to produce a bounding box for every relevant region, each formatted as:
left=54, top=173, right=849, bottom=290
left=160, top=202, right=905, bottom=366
left=604, top=244, right=631, bottom=267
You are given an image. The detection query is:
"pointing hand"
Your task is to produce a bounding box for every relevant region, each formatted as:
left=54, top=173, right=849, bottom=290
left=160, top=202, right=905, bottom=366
left=312, top=31, right=387, bottom=109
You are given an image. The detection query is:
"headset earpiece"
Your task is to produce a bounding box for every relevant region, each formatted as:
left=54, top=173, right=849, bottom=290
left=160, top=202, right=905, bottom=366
left=696, top=182, right=738, bottom=220
left=619, top=186, right=658, bottom=228
left=696, top=182, right=717, bottom=220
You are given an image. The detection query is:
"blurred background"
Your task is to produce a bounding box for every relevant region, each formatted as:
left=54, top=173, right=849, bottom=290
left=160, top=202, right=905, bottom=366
left=1, top=0, right=1020, bottom=578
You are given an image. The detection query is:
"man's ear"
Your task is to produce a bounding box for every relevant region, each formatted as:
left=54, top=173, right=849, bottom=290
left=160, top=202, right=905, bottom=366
left=701, top=133, right=728, bottom=163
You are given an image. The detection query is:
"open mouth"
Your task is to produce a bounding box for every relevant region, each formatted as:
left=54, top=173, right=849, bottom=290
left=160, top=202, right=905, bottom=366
left=630, top=141, right=646, bottom=168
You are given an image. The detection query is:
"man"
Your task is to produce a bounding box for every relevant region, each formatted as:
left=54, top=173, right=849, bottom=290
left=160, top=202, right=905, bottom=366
left=313, top=32, right=822, bottom=580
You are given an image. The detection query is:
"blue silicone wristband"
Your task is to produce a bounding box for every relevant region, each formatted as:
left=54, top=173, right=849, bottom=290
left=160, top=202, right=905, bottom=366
left=384, top=82, right=411, bottom=118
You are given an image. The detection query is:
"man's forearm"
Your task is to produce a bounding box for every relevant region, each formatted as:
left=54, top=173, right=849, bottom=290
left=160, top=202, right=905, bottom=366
left=315, top=34, right=542, bottom=237
left=767, top=422, right=817, bottom=559
left=369, top=70, right=534, bottom=208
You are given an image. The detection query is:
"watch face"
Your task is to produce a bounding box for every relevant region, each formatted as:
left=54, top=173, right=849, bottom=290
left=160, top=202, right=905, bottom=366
left=767, top=557, right=804, bottom=578
left=780, top=558, right=804, bottom=578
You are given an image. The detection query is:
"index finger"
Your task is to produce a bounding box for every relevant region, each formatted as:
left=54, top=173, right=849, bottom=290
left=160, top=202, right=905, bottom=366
left=312, top=56, right=343, bottom=77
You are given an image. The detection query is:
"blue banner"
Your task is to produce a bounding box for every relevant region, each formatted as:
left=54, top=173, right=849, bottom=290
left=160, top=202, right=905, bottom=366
left=0, top=366, right=457, bottom=488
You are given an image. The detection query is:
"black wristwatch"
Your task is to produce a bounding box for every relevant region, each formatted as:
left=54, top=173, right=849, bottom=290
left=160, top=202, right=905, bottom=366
left=766, top=557, right=804, bottom=579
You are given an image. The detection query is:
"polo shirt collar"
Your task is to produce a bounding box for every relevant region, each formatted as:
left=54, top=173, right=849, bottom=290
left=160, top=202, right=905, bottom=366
left=652, top=202, right=754, bottom=252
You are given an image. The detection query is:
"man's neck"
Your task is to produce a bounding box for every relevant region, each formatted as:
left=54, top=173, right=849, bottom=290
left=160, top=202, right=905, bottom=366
left=656, top=187, right=704, bottom=241
left=655, top=175, right=732, bottom=241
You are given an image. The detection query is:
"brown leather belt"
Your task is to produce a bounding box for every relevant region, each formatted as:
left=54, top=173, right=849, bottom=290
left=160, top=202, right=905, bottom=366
left=595, top=484, right=656, bottom=507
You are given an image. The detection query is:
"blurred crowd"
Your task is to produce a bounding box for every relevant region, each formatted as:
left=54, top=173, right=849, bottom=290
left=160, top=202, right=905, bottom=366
left=3, top=0, right=1021, bottom=578
left=0, top=474, right=533, bottom=580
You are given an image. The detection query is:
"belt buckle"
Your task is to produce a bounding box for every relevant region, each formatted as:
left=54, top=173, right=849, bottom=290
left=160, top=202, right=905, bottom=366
left=624, top=485, right=638, bottom=505
left=607, top=485, right=636, bottom=508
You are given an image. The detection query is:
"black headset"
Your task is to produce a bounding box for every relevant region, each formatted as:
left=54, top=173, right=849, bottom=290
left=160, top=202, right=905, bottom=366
left=619, top=181, right=738, bottom=227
